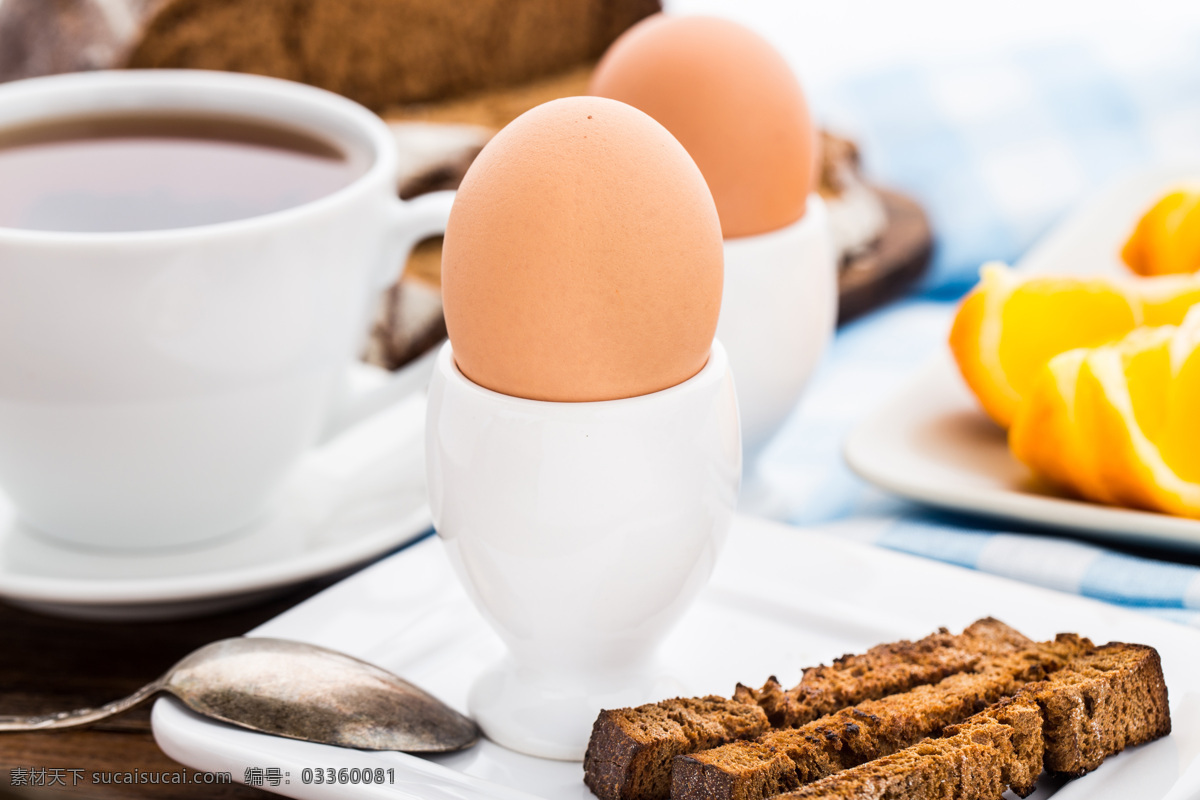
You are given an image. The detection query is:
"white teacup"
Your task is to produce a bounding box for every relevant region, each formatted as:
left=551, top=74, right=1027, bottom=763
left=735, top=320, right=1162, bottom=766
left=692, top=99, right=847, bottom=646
left=426, top=341, right=741, bottom=759
left=0, top=71, right=454, bottom=549
left=716, top=194, right=837, bottom=515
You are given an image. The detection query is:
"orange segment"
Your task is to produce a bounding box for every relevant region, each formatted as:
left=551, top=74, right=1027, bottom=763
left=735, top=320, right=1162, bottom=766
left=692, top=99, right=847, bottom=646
left=1122, top=189, right=1200, bottom=276
left=1009, top=349, right=1107, bottom=501
left=1119, top=327, right=1173, bottom=443
left=996, top=276, right=1139, bottom=401
left=1072, top=348, right=1145, bottom=508
left=1009, top=308, right=1200, bottom=518
left=1138, top=274, right=1200, bottom=325
left=1158, top=312, right=1200, bottom=483
left=949, top=263, right=1140, bottom=429
left=1076, top=347, right=1164, bottom=511
left=948, top=279, right=1005, bottom=422
left=950, top=264, right=1200, bottom=430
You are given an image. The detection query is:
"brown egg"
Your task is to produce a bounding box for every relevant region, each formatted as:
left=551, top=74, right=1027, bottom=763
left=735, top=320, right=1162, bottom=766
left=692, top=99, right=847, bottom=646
left=441, top=96, right=723, bottom=402
left=589, top=14, right=817, bottom=239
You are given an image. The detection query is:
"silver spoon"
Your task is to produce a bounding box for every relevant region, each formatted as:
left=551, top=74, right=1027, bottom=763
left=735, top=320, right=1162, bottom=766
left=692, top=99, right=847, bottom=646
left=0, top=637, right=479, bottom=752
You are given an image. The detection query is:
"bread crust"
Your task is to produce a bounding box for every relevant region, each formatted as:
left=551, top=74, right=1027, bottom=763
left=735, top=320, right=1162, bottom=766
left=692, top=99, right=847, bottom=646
left=585, top=698, right=770, bottom=800
left=773, top=715, right=1019, bottom=800
left=584, top=622, right=1172, bottom=800
left=734, top=618, right=1033, bottom=728
left=733, top=642, right=1171, bottom=800
left=1024, top=642, right=1171, bottom=777
left=0, top=0, right=660, bottom=111
left=672, top=636, right=1091, bottom=800
left=583, top=618, right=1034, bottom=800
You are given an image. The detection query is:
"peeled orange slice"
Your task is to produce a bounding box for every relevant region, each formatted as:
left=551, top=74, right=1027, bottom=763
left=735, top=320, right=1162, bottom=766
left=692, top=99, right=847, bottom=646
left=1007, top=348, right=1110, bottom=503
left=1122, top=189, right=1200, bottom=276
left=949, top=264, right=1140, bottom=429
left=1010, top=308, right=1200, bottom=518
left=1136, top=273, right=1200, bottom=326
left=949, top=264, right=1200, bottom=429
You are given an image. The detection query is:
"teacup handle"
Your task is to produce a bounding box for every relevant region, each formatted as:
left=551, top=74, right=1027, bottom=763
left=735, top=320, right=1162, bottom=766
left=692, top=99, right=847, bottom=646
left=320, top=189, right=456, bottom=442
left=377, top=189, right=458, bottom=290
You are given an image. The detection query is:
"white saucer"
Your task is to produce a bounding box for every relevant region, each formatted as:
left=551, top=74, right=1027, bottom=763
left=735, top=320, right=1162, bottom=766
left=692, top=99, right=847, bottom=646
left=0, top=365, right=432, bottom=621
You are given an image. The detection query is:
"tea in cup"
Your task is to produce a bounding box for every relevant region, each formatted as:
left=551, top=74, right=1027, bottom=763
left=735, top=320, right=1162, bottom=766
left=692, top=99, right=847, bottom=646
left=0, top=70, right=453, bottom=549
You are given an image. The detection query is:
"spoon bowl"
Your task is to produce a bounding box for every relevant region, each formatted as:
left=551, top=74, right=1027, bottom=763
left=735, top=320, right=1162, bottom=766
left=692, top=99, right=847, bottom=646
left=0, top=637, right=480, bottom=753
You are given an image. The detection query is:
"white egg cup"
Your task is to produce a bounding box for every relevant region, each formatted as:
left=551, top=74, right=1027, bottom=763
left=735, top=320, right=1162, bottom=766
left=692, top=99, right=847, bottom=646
left=426, top=341, right=740, bottom=760
left=716, top=194, right=838, bottom=519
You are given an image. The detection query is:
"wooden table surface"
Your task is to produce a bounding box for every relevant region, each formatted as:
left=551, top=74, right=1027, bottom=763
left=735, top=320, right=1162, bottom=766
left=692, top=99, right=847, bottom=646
left=0, top=580, right=343, bottom=800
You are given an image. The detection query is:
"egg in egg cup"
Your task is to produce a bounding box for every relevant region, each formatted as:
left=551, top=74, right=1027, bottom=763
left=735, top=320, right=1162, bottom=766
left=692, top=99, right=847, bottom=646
left=426, top=97, right=741, bottom=760
left=591, top=14, right=839, bottom=518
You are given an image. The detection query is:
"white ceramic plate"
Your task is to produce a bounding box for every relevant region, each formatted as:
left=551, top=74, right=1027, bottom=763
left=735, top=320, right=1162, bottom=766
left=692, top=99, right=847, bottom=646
left=152, top=514, right=1200, bottom=800
left=0, top=363, right=433, bottom=620
left=846, top=164, right=1200, bottom=552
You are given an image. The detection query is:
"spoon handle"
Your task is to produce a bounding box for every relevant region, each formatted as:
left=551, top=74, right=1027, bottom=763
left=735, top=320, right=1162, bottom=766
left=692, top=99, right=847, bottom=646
left=0, top=681, right=162, bottom=731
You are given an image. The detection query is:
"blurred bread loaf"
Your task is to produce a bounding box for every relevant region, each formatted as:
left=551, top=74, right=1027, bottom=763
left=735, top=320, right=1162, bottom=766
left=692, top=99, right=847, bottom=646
left=0, top=0, right=658, bottom=110
left=0, top=0, right=930, bottom=359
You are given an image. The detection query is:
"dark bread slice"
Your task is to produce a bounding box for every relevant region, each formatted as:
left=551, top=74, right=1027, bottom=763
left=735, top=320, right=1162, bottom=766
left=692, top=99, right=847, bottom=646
left=1023, top=642, right=1170, bottom=777
left=671, top=635, right=1092, bottom=800
left=734, top=617, right=1034, bottom=728
left=771, top=712, right=1027, bottom=800
left=945, top=695, right=1044, bottom=797
left=585, top=697, right=770, bottom=800
left=583, top=619, right=1033, bottom=800
left=290, top=0, right=660, bottom=110
left=0, top=0, right=659, bottom=112
left=765, top=642, right=1171, bottom=800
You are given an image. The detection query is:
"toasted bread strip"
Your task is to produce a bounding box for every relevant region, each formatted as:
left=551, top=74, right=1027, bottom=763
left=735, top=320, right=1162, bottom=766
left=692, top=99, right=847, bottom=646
left=733, top=617, right=1034, bottom=728
left=945, top=695, right=1045, bottom=797
left=1024, top=642, right=1170, bottom=777
left=583, top=619, right=1033, bottom=800
left=585, top=698, right=770, bottom=800
left=756, top=643, right=1171, bottom=800
left=771, top=707, right=1036, bottom=800
left=671, top=636, right=1091, bottom=800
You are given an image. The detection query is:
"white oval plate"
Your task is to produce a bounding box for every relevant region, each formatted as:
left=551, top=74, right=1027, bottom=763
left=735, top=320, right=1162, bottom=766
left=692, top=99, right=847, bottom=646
left=151, top=515, right=1200, bottom=800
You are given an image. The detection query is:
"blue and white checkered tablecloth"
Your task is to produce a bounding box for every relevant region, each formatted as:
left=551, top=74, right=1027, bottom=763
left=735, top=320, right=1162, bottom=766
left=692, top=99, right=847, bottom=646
left=763, top=300, right=1200, bottom=628
left=816, top=33, right=1200, bottom=296
left=766, top=36, right=1200, bottom=628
